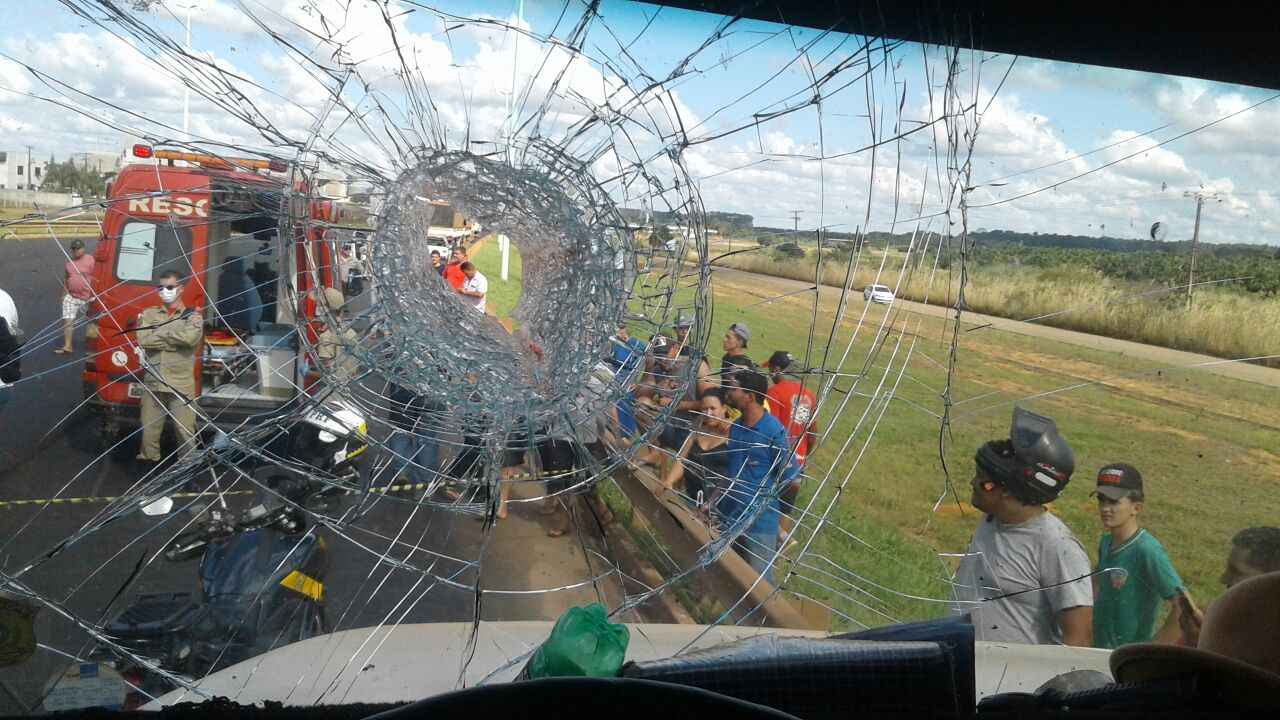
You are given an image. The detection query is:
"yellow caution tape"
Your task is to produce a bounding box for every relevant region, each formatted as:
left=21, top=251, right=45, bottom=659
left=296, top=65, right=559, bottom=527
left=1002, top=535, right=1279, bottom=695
left=0, top=469, right=581, bottom=509
left=0, top=490, right=255, bottom=508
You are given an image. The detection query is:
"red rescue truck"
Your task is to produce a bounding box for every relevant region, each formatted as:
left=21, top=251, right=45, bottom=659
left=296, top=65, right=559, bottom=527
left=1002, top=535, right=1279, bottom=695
left=82, top=145, right=348, bottom=447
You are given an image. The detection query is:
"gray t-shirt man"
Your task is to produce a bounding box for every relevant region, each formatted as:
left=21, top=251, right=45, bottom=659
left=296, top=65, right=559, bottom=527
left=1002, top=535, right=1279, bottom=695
left=950, top=511, right=1093, bottom=645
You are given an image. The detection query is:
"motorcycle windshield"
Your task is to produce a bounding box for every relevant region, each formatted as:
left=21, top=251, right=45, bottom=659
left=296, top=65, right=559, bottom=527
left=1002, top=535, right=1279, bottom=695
left=201, top=530, right=318, bottom=618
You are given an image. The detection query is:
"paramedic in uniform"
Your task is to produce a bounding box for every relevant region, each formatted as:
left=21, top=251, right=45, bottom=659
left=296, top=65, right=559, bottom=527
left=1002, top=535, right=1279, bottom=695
left=136, top=270, right=203, bottom=463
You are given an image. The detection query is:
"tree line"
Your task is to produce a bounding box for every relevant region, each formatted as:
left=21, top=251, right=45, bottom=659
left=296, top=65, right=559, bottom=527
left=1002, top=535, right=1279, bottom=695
left=40, top=158, right=111, bottom=198
left=750, top=227, right=1280, bottom=297
left=943, top=243, right=1280, bottom=297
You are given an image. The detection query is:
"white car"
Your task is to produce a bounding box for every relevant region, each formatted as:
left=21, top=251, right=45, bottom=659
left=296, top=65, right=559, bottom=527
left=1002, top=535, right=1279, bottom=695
left=863, top=284, right=895, bottom=304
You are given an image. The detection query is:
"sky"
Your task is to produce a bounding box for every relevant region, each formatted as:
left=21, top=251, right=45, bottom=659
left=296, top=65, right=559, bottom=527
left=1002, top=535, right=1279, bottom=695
left=2, top=0, right=1278, bottom=244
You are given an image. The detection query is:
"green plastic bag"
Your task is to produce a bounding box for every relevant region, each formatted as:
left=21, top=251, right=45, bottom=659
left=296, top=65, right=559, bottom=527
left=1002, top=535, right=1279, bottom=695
left=520, top=603, right=630, bottom=679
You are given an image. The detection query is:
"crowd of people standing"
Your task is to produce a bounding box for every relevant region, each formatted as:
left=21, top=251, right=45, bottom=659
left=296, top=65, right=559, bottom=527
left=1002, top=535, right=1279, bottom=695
left=609, top=317, right=817, bottom=583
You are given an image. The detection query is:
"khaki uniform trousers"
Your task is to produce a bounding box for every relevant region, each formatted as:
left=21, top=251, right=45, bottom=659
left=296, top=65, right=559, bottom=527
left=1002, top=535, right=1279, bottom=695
left=138, top=388, right=197, bottom=461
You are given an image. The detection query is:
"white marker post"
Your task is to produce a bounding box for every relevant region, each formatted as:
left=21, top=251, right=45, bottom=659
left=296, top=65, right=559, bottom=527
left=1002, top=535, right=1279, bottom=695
left=499, top=234, right=511, bottom=281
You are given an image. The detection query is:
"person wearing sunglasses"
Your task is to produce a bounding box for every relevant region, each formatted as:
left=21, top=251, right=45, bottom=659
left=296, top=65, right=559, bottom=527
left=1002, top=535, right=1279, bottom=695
left=135, top=270, right=203, bottom=464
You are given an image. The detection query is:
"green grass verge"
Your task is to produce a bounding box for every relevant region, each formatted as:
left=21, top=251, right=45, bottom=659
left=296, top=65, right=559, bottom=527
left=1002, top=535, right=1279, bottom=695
left=596, top=478, right=720, bottom=624
left=469, top=236, right=523, bottom=320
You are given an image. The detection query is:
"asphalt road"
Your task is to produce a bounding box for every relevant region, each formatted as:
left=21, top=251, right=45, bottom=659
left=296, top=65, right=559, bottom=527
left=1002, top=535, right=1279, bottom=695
left=0, top=237, right=622, bottom=714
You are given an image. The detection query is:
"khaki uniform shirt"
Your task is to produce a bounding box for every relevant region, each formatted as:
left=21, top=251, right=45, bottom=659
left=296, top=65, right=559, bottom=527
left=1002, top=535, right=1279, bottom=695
left=316, top=325, right=359, bottom=386
left=136, top=302, right=202, bottom=396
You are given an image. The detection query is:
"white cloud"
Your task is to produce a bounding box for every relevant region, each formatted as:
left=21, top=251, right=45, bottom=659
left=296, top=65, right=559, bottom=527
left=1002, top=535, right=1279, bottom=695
left=1, top=3, right=1278, bottom=245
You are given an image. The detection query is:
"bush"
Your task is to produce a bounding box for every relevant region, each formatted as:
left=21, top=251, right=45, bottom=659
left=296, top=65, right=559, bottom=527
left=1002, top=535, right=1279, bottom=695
left=825, top=239, right=855, bottom=262
left=755, top=235, right=776, bottom=246
left=773, top=242, right=806, bottom=260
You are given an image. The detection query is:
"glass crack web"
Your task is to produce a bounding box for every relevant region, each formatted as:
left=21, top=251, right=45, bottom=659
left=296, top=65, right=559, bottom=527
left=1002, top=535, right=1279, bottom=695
left=2, top=0, right=1273, bottom=712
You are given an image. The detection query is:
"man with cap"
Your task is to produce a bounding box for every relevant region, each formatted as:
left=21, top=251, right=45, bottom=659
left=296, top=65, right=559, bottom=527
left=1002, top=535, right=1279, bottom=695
left=1091, top=462, right=1193, bottom=648
left=57, top=238, right=95, bottom=355
left=306, top=287, right=359, bottom=393
left=719, top=322, right=750, bottom=384
left=670, top=311, right=694, bottom=354
left=949, top=407, right=1093, bottom=646
left=764, top=350, right=819, bottom=548
left=135, top=270, right=203, bottom=463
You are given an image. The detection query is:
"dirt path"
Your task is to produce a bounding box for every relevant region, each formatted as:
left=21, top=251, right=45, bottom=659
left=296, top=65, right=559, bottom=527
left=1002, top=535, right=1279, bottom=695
left=710, top=266, right=1280, bottom=389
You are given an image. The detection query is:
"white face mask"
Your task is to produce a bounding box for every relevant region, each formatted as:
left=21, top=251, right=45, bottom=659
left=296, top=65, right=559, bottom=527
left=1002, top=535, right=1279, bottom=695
left=158, top=287, right=180, bottom=304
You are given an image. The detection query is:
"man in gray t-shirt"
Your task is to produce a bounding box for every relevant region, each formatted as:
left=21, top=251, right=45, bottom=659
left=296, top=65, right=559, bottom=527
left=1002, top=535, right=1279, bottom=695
left=950, top=407, right=1094, bottom=646
left=951, top=511, right=1093, bottom=645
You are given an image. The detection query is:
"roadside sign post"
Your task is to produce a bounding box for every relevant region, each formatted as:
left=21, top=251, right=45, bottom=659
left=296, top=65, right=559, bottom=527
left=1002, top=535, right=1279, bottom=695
left=499, top=234, right=510, bottom=281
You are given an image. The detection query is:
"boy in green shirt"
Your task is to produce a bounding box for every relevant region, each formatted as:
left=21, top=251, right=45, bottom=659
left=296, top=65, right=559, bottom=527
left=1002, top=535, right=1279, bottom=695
left=1092, top=463, right=1194, bottom=648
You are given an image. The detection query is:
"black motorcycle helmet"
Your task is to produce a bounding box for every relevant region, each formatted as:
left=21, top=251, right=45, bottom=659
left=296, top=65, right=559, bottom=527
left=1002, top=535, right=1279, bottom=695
left=975, top=407, right=1075, bottom=505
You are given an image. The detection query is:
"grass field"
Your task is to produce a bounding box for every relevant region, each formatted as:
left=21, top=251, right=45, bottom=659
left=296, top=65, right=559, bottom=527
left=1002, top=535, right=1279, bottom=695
left=476, top=237, right=1279, bottom=633
left=702, top=266, right=1278, bottom=630
left=1, top=206, right=102, bottom=238
left=697, top=238, right=1280, bottom=366
left=469, top=237, right=523, bottom=320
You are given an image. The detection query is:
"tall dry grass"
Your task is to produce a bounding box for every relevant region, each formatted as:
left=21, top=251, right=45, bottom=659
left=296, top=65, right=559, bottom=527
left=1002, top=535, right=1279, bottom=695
left=700, top=246, right=1280, bottom=364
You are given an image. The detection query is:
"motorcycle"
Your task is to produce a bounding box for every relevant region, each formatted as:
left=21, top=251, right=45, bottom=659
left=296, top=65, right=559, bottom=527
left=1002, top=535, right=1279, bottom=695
left=93, top=401, right=368, bottom=707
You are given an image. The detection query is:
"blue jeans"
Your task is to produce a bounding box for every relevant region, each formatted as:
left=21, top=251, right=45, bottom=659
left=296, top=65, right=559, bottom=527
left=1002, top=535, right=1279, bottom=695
left=387, top=429, right=438, bottom=484
left=615, top=393, right=636, bottom=438
left=733, top=528, right=778, bottom=586
left=0, top=385, right=10, bottom=408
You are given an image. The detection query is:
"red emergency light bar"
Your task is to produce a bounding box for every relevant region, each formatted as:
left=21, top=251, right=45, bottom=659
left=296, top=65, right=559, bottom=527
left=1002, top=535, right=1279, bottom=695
left=130, top=144, right=287, bottom=172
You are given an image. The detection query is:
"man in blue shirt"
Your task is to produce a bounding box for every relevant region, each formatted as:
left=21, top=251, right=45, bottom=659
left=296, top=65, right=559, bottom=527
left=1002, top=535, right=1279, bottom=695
left=607, top=323, right=646, bottom=440
left=716, top=369, right=798, bottom=585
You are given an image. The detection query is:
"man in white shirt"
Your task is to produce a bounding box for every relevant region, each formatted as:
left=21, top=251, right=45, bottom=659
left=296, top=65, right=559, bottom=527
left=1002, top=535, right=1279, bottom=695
left=457, top=262, right=488, bottom=313
left=0, top=286, right=21, bottom=407
left=0, top=287, right=17, bottom=334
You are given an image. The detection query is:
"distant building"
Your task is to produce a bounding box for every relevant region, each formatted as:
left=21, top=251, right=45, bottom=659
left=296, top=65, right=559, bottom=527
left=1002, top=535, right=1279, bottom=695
left=665, top=224, right=698, bottom=240
left=73, top=150, right=125, bottom=174
left=0, top=151, right=47, bottom=191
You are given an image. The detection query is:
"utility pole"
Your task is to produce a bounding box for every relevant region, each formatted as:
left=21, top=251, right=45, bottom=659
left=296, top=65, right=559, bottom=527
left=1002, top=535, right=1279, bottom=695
left=1184, top=191, right=1216, bottom=310
left=790, top=210, right=801, bottom=241
left=183, top=4, right=191, bottom=139
left=505, top=0, right=525, bottom=160
left=172, top=2, right=197, bottom=141
left=25, top=145, right=33, bottom=196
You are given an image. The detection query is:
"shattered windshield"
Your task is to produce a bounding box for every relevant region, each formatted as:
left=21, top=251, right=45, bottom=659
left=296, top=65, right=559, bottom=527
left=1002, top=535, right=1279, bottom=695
left=1, top=0, right=1278, bottom=714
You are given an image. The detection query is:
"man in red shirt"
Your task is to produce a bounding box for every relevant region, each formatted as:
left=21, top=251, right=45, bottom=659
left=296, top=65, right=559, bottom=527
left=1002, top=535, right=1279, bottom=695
left=57, top=239, right=95, bottom=355
left=763, top=350, right=819, bottom=547
left=443, top=245, right=468, bottom=290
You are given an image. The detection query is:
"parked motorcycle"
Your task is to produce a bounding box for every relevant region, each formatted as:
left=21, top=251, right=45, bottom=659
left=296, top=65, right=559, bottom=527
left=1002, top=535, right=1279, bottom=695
left=92, top=401, right=367, bottom=707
